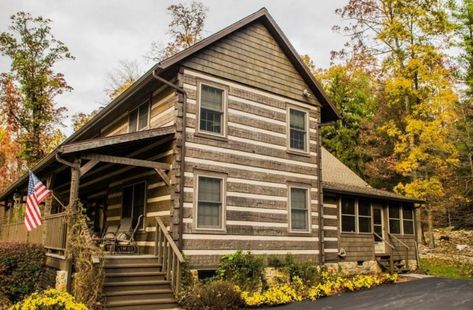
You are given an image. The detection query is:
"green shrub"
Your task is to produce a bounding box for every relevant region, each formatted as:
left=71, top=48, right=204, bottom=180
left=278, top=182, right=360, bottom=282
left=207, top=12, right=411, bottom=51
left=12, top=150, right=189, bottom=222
left=266, top=256, right=284, bottom=268
left=284, top=254, right=321, bottom=286
left=10, top=288, right=87, bottom=310
left=180, top=280, right=242, bottom=310
left=0, top=242, right=45, bottom=303
left=216, top=250, right=264, bottom=291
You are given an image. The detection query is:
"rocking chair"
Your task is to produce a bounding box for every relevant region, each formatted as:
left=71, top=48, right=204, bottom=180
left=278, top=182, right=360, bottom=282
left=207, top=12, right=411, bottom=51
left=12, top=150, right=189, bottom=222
left=113, top=215, right=143, bottom=254
left=95, top=223, right=119, bottom=252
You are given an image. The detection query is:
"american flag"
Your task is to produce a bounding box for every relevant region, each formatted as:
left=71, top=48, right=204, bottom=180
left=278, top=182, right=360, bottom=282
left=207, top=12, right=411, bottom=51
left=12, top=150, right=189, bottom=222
left=24, top=171, right=50, bottom=231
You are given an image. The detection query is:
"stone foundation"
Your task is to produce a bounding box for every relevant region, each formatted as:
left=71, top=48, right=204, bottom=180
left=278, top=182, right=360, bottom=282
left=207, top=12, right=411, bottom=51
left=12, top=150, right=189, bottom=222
left=325, top=260, right=381, bottom=275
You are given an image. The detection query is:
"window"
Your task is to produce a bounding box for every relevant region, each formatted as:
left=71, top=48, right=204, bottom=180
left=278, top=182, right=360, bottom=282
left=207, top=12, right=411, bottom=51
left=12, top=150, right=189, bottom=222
left=289, top=187, right=309, bottom=232
left=122, top=182, right=146, bottom=229
left=199, top=84, right=225, bottom=135
left=129, top=102, right=149, bottom=132
left=402, top=207, right=414, bottom=235
left=341, top=198, right=356, bottom=233
left=196, top=176, right=224, bottom=229
left=288, top=108, right=308, bottom=152
left=358, top=199, right=372, bottom=233
left=388, top=204, right=401, bottom=234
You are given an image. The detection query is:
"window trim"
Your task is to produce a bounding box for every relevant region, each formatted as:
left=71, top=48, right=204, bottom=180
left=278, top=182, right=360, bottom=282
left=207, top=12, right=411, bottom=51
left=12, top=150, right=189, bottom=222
left=286, top=105, right=310, bottom=154
left=288, top=185, right=311, bottom=233
left=339, top=197, right=373, bottom=234
left=196, top=80, right=228, bottom=138
left=121, top=180, right=147, bottom=231
left=401, top=206, right=415, bottom=235
left=388, top=203, right=402, bottom=235
left=128, top=100, right=151, bottom=133
left=193, top=171, right=227, bottom=232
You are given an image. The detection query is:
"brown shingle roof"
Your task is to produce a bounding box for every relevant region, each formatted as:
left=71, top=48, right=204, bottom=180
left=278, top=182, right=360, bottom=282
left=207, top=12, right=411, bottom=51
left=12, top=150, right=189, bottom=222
left=321, top=147, right=423, bottom=203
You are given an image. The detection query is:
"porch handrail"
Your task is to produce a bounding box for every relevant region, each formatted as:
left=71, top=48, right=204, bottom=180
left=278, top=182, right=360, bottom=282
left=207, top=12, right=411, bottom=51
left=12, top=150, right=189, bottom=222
left=154, top=216, right=184, bottom=298
left=388, top=233, right=410, bottom=270
left=373, top=232, right=395, bottom=249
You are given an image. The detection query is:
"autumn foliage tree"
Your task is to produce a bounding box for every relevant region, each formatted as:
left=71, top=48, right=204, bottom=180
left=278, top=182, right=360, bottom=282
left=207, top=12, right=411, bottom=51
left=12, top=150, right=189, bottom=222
left=0, top=12, right=73, bottom=166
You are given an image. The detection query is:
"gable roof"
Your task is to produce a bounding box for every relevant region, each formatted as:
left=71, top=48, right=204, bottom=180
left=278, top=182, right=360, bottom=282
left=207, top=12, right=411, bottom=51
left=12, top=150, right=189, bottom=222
left=321, top=147, right=423, bottom=203
left=0, top=8, right=340, bottom=201
left=156, top=7, right=340, bottom=122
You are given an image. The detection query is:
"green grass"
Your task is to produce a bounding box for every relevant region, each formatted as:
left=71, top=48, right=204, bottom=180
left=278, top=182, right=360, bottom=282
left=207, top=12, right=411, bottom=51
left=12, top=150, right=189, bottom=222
left=420, top=258, right=473, bottom=280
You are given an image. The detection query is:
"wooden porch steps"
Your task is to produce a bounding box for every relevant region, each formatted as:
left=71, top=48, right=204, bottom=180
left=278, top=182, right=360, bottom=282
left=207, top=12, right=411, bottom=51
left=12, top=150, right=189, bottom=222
left=102, top=256, right=179, bottom=309
left=375, top=254, right=409, bottom=273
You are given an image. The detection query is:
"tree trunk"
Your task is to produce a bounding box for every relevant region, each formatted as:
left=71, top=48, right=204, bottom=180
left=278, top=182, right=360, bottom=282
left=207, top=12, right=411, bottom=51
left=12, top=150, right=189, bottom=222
left=427, top=205, right=435, bottom=248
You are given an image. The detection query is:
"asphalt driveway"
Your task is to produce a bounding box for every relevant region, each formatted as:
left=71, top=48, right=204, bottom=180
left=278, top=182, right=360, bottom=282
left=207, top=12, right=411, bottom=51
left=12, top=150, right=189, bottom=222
left=263, top=277, right=473, bottom=310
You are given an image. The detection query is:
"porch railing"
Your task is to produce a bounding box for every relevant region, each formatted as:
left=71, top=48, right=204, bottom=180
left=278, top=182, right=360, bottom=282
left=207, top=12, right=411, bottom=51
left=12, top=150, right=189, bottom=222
left=373, top=232, right=395, bottom=273
left=154, top=216, right=185, bottom=298
left=0, top=221, right=42, bottom=243
left=44, top=213, right=67, bottom=254
left=388, top=233, right=410, bottom=270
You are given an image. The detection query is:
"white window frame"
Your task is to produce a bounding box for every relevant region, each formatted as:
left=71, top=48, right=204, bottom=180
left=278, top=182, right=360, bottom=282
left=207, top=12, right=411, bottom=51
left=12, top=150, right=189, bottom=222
left=339, top=198, right=373, bottom=234
left=401, top=206, right=415, bottom=235
left=287, top=106, right=310, bottom=154
left=121, top=181, right=147, bottom=231
left=288, top=185, right=311, bottom=233
left=194, top=172, right=226, bottom=232
left=196, top=81, right=228, bottom=138
left=387, top=203, right=402, bottom=235
left=128, top=100, right=151, bottom=133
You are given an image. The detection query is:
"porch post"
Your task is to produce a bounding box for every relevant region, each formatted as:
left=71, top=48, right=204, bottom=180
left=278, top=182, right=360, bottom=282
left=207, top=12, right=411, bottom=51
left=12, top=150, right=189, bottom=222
left=65, top=159, right=80, bottom=292
left=41, top=175, right=54, bottom=247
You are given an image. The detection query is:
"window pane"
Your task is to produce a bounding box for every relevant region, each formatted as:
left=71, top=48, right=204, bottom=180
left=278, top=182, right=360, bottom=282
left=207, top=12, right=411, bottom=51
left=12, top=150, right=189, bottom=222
left=201, top=85, right=223, bottom=111
left=342, top=215, right=356, bottom=232
left=289, top=109, right=307, bottom=151
left=359, top=217, right=372, bottom=233
left=133, top=183, right=145, bottom=228
left=197, top=202, right=221, bottom=227
left=389, top=219, right=401, bottom=234
left=198, top=177, right=221, bottom=202
left=290, top=109, right=306, bottom=130
left=389, top=204, right=400, bottom=218
left=291, top=188, right=307, bottom=210
left=291, top=209, right=308, bottom=230
left=200, top=109, right=222, bottom=133
left=358, top=200, right=371, bottom=216
left=138, top=104, right=149, bottom=130
left=129, top=109, right=138, bottom=132
left=341, top=199, right=355, bottom=215
left=403, top=220, right=414, bottom=234
left=122, top=186, right=133, bottom=218
left=402, top=207, right=413, bottom=220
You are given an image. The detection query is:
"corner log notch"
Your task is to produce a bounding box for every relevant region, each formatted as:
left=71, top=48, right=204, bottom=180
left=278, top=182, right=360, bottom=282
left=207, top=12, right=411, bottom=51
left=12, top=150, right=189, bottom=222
left=80, top=153, right=171, bottom=185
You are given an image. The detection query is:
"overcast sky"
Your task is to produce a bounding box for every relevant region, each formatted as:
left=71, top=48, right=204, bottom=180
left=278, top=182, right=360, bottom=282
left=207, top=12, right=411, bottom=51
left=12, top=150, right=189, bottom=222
left=0, top=0, right=347, bottom=135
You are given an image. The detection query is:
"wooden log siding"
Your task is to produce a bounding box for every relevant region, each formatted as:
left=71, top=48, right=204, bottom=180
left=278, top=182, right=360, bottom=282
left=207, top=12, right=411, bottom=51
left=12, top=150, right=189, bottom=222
left=323, top=196, right=340, bottom=262
left=100, top=86, right=177, bottom=138
left=178, top=65, right=322, bottom=267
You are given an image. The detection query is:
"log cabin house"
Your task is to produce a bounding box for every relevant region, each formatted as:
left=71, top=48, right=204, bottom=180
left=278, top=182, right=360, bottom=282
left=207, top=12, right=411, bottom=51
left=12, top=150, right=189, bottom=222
left=0, top=8, right=422, bottom=309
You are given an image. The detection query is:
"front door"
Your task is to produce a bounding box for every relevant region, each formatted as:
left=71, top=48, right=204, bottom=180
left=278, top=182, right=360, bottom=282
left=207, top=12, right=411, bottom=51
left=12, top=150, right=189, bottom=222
left=373, top=206, right=386, bottom=254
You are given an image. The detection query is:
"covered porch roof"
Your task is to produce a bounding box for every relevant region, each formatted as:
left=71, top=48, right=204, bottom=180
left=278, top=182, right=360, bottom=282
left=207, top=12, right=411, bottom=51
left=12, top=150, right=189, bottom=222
left=0, top=126, right=175, bottom=201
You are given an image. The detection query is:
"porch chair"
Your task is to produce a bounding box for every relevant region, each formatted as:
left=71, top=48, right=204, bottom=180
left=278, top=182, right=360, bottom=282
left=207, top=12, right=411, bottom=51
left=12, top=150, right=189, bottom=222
left=94, top=223, right=119, bottom=252
left=113, top=215, right=143, bottom=254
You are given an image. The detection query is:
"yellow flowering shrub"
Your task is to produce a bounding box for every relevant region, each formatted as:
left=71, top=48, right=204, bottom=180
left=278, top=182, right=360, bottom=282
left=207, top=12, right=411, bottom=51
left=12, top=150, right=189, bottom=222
left=242, top=272, right=399, bottom=307
left=9, top=289, right=87, bottom=310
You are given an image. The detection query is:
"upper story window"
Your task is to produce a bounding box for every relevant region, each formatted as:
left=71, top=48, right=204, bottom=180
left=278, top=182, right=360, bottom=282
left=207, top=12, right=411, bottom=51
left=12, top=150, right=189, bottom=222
left=289, top=187, right=310, bottom=232
left=199, top=84, right=226, bottom=136
left=129, top=102, right=149, bottom=133
left=196, top=175, right=225, bottom=230
left=288, top=108, right=308, bottom=152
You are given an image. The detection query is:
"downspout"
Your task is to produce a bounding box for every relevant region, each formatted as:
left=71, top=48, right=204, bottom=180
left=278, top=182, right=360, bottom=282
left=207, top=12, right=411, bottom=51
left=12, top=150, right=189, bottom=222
left=317, top=121, right=325, bottom=265
left=152, top=68, right=187, bottom=249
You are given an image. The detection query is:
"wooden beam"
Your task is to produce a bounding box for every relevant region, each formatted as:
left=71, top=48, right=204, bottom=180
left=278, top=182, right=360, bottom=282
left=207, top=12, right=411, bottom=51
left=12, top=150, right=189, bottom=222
left=79, top=160, right=99, bottom=177
left=154, top=168, right=171, bottom=186
left=81, top=153, right=171, bottom=170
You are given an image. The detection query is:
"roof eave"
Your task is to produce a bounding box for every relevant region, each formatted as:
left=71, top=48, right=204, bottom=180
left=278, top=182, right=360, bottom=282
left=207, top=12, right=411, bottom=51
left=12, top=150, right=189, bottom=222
left=323, top=184, right=425, bottom=204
